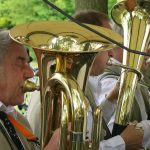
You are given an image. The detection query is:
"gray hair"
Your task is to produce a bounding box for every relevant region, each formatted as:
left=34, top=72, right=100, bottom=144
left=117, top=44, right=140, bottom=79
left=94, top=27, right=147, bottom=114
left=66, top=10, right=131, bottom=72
left=0, top=29, right=13, bottom=63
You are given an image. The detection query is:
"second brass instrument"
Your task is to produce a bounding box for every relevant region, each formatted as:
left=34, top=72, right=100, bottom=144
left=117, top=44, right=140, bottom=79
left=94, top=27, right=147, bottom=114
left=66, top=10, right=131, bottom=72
left=111, top=0, right=150, bottom=135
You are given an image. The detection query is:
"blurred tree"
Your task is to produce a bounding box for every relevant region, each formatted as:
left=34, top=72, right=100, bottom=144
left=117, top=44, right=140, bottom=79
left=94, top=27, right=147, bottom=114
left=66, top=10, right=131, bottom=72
left=0, top=0, right=117, bottom=29
left=75, top=0, right=117, bottom=15
left=75, top=0, right=108, bottom=14
left=0, top=0, right=75, bottom=28
left=0, top=17, right=10, bottom=28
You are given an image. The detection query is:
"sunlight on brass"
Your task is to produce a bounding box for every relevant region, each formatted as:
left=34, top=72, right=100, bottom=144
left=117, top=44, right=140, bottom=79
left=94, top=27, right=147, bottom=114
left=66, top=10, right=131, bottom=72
left=9, top=21, right=122, bottom=53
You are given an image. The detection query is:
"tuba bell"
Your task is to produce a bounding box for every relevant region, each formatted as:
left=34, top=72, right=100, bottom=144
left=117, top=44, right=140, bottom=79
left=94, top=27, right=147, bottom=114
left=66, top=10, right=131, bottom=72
left=111, top=0, right=150, bottom=135
left=10, top=21, right=122, bottom=149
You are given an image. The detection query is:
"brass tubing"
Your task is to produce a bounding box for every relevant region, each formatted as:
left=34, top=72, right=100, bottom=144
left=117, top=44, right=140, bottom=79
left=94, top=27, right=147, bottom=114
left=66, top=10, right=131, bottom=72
left=111, top=0, right=150, bottom=135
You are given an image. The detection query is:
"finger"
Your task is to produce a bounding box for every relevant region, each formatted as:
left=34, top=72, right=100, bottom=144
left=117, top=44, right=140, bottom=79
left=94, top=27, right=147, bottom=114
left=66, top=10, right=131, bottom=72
left=128, top=121, right=138, bottom=126
left=67, top=123, right=71, bottom=133
left=67, top=134, right=70, bottom=142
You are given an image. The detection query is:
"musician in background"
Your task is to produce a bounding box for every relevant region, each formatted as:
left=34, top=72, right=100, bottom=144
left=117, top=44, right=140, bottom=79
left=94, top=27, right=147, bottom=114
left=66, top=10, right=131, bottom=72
left=0, top=29, right=62, bottom=150
left=88, top=21, right=150, bottom=148
left=26, top=10, right=144, bottom=150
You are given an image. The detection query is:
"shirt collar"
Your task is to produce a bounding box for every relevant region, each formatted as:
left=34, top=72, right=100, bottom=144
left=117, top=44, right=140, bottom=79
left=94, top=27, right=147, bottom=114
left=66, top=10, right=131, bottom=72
left=0, top=101, right=17, bottom=118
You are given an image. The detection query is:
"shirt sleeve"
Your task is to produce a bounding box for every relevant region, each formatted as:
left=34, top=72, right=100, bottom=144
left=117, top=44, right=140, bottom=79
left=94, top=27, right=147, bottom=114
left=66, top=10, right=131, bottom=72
left=99, top=135, right=125, bottom=150
left=136, top=120, right=150, bottom=147
left=101, top=99, right=116, bottom=125
left=96, top=78, right=118, bottom=124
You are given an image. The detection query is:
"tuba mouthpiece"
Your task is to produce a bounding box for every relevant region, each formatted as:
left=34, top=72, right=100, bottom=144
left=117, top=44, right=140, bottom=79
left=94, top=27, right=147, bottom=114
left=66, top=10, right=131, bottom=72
left=23, top=80, right=40, bottom=93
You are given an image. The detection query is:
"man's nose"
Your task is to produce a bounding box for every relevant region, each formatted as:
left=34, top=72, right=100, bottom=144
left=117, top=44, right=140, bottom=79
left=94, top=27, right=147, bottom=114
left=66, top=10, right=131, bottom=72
left=24, top=65, right=34, bottom=79
left=108, top=49, right=114, bottom=57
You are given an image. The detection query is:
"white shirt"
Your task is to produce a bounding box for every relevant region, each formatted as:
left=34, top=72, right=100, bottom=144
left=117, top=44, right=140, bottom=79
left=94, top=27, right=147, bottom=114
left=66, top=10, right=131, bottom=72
left=89, top=76, right=117, bottom=124
left=100, top=135, right=125, bottom=150
left=26, top=91, right=41, bottom=139
left=0, top=101, right=17, bottom=118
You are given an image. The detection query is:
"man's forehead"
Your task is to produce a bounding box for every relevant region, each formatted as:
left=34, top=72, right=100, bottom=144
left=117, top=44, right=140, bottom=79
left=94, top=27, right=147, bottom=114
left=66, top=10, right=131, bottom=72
left=8, top=42, right=28, bottom=57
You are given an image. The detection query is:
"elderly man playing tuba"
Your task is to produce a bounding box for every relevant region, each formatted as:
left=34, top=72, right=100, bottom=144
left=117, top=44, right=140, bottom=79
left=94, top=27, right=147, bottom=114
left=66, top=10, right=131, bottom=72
left=0, top=29, right=63, bottom=150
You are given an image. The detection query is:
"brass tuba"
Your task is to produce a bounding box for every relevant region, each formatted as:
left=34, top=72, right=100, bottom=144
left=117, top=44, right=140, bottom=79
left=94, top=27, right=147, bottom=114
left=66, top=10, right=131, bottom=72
left=111, top=0, right=150, bottom=135
left=10, top=21, right=122, bottom=149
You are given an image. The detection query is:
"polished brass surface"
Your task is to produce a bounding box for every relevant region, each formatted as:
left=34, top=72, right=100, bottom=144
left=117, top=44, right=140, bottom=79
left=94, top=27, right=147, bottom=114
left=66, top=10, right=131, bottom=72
left=9, top=21, right=122, bottom=52
left=111, top=1, right=150, bottom=125
left=107, top=58, right=142, bottom=80
left=10, top=21, right=122, bottom=150
left=22, top=80, right=40, bottom=93
left=107, top=58, right=150, bottom=89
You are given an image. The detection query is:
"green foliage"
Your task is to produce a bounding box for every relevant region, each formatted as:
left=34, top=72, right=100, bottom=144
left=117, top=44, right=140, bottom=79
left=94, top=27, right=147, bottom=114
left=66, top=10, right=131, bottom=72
left=0, top=0, right=75, bottom=29
left=0, top=17, right=9, bottom=28
left=0, top=0, right=117, bottom=28
left=108, top=0, right=117, bottom=18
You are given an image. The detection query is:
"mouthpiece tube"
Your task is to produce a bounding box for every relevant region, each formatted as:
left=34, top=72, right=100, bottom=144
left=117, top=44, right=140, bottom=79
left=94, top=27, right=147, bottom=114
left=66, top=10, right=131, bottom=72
left=23, top=80, right=40, bottom=93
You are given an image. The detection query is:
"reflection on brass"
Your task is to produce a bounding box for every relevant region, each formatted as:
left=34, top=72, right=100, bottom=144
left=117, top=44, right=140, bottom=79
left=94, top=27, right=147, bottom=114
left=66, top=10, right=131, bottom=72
left=23, top=80, right=40, bottom=93
left=9, top=21, right=122, bottom=52
left=10, top=21, right=122, bottom=150
left=107, top=58, right=142, bottom=80
left=111, top=0, right=150, bottom=126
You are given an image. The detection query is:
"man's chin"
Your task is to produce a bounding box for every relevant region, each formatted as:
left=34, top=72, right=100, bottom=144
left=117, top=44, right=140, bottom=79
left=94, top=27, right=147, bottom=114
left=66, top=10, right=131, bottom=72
left=14, top=96, right=25, bottom=106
